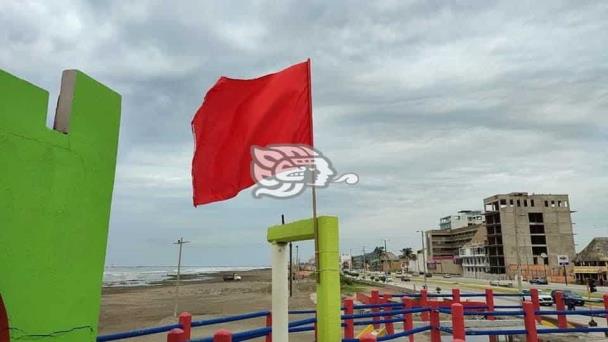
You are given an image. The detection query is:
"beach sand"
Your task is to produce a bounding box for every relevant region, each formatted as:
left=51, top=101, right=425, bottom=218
left=99, top=268, right=318, bottom=341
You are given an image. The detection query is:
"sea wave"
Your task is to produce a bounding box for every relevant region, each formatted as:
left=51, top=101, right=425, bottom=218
left=103, top=266, right=266, bottom=287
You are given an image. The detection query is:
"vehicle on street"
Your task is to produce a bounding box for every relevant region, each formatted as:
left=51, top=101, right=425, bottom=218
left=550, top=290, right=585, bottom=306
left=529, top=277, right=548, bottom=285
left=442, top=274, right=451, bottom=278
left=490, top=279, right=513, bottom=287
left=400, top=274, right=412, bottom=281
left=520, top=290, right=553, bottom=306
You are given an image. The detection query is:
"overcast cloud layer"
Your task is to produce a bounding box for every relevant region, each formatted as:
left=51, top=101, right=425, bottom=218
left=1, top=1, right=607, bottom=266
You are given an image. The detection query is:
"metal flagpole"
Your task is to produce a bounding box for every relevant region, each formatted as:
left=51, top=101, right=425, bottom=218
left=306, top=58, right=321, bottom=284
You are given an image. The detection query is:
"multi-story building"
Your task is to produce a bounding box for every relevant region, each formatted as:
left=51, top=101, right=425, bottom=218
left=458, top=227, right=491, bottom=278
left=440, top=210, right=485, bottom=230
left=425, top=224, right=484, bottom=274
left=483, top=193, right=576, bottom=282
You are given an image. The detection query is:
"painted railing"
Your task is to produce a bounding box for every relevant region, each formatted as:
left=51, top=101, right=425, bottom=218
left=96, top=290, right=608, bottom=342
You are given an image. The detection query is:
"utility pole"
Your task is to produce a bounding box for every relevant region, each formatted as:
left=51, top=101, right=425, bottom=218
left=173, top=237, right=190, bottom=317
left=362, top=246, right=367, bottom=276
left=383, top=239, right=388, bottom=272
left=515, top=213, right=524, bottom=291
left=417, top=230, right=427, bottom=288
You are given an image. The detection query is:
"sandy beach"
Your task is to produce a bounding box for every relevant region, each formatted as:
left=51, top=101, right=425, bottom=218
left=99, top=268, right=321, bottom=341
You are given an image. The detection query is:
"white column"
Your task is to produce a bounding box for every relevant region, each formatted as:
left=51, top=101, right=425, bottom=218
left=271, top=242, right=289, bottom=341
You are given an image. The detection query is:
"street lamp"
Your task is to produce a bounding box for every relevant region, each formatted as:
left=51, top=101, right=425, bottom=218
left=416, top=230, right=427, bottom=288
left=540, top=253, right=548, bottom=282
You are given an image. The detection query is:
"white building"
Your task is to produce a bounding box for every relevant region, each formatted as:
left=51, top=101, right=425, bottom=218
left=440, top=210, right=485, bottom=230
left=408, top=249, right=427, bottom=274
left=459, top=244, right=490, bottom=278
left=340, top=253, right=352, bottom=269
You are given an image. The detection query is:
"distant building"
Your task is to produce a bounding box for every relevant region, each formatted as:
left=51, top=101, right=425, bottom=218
left=425, top=224, right=484, bottom=274
left=484, top=193, right=576, bottom=283
left=574, top=237, right=608, bottom=284
left=351, top=247, right=399, bottom=272
left=458, top=227, right=491, bottom=279
left=408, top=249, right=427, bottom=274
left=341, top=254, right=352, bottom=269
left=440, top=210, right=485, bottom=230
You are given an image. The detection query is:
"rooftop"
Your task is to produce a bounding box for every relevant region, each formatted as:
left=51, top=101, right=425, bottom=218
left=575, top=237, right=608, bottom=262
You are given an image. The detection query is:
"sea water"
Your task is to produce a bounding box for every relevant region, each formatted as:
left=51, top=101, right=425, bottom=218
left=103, top=266, right=265, bottom=287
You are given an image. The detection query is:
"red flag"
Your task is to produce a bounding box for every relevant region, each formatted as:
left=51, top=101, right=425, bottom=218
left=191, top=60, right=313, bottom=206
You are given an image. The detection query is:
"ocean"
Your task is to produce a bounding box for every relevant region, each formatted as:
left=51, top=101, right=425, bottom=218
left=103, top=266, right=266, bottom=287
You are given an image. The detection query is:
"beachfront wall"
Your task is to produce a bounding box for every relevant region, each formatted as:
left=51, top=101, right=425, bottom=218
left=0, top=69, right=121, bottom=341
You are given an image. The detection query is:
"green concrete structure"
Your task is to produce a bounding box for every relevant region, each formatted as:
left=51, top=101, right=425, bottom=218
left=0, top=69, right=121, bottom=341
left=267, top=216, right=341, bottom=342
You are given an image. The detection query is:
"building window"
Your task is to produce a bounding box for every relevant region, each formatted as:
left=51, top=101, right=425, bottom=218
left=517, top=200, right=521, bottom=207
left=524, top=199, right=528, bottom=207
left=531, top=200, right=535, bottom=207
left=544, top=200, right=549, bottom=207
left=509, top=199, right=514, bottom=206
left=530, top=225, right=545, bottom=234
left=528, top=212, right=544, bottom=223
left=530, top=235, right=546, bottom=245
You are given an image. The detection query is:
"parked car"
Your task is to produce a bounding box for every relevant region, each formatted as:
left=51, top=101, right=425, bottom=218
left=400, top=274, right=412, bottom=282
left=529, top=277, right=548, bottom=285
left=550, top=290, right=585, bottom=306
left=490, top=279, right=513, bottom=287
left=442, top=274, right=451, bottom=278
left=222, top=273, right=242, bottom=281
left=520, top=290, right=553, bottom=306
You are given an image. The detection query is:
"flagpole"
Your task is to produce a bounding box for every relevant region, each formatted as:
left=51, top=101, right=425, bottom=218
left=306, top=58, right=321, bottom=283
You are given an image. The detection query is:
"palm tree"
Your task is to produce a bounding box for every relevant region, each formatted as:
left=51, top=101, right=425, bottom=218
left=400, top=248, right=414, bottom=260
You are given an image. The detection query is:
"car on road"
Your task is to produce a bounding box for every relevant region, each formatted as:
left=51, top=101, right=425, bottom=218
left=550, top=290, right=585, bottom=306
left=489, top=279, right=513, bottom=287
left=529, top=277, right=548, bottom=285
left=400, top=274, right=412, bottom=282
left=520, top=290, right=553, bottom=306
left=442, top=274, right=451, bottom=278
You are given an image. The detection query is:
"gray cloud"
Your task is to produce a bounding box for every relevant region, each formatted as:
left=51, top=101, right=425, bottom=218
left=1, top=0, right=607, bottom=265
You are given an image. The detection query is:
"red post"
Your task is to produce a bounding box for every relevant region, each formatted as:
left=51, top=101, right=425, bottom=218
left=213, top=329, right=233, bottom=342
left=554, top=291, right=567, bottom=329
left=344, top=298, right=354, bottom=339
left=383, top=294, right=395, bottom=335
left=430, top=309, right=441, bottom=342
left=451, top=303, right=465, bottom=341
left=178, top=312, right=192, bottom=341
left=604, top=294, right=608, bottom=329
left=484, top=288, right=495, bottom=321
left=360, top=332, right=377, bottom=342
left=530, top=288, right=541, bottom=323
left=523, top=301, right=538, bottom=342
left=167, top=328, right=185, bottom=342
left=371, top=290, right=380, bottom=329
left=452, top=288, right=461, bottom=304
left=265, top=312, right=272, bottom=342
left=420, top=289, right=429, bottom=321
left=402, top=297, right=414, bottom=342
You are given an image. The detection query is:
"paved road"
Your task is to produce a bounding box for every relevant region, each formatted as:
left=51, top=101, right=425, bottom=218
left=379, top=275, right=608, bottom=337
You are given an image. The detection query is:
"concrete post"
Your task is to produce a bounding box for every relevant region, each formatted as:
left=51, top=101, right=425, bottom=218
left=271, top=242, right=289, bottom=341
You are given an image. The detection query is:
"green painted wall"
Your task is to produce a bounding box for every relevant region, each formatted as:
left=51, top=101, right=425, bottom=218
left=0, top=69, right=121, bottom=341
left=267, top=216, right=341, bottom=342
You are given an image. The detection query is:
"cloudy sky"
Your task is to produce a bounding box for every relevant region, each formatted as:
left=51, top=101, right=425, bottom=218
left=2, top=1, right=607, bottom=266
